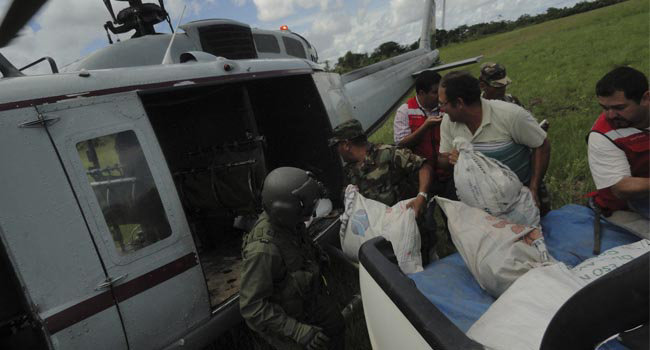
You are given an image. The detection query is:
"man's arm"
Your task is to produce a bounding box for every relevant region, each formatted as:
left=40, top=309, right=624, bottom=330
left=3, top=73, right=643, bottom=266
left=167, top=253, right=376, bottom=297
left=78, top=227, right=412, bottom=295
left=406, top=162, right=432, bottom=217
left=437, top=116, right=455, bottom=170
left=398, top=117, right=443, bottom=148
left=393, top=147, right=431, bottom=217
left=588, top=132, right=647, bottom=201
left=437, top=149, right=459, bottom=170
left=528, top=138, right=551, bottom=207
left=611, top=177, right=650, bottom=200
left=393, top=105, right=411, bottom=144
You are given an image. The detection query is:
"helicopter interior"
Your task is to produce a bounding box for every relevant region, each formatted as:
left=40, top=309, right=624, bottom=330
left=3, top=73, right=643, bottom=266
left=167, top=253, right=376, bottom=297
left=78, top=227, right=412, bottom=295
left=0, top=239, right=48, bottom=349
left=140, top=73, right=343, bottom=307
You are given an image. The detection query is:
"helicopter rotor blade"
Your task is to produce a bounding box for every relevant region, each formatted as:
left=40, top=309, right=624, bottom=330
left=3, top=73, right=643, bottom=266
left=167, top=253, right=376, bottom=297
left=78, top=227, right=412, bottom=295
left=103, top=0, right=118, bottom=22
left=0, top=0, right=48, bottom=47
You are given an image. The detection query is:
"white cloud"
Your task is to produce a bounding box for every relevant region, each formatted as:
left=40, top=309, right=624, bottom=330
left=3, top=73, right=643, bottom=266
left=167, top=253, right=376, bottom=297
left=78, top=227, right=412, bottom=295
left=253, top=0, right=329, bottom=21
left=388, top=0, right=425, bottom=27
left=0, top=0, right=594, bottom=74
left=0, top=0, right=201, bottom=74
left=2, top=0, right=111, bottom=73
left=307, top=0, right=592, bottom=65
left=305, top=1, right=423, bottom=65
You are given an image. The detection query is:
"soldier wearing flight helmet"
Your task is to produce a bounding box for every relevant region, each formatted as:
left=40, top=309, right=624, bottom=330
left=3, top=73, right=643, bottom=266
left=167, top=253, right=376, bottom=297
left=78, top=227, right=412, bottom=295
left=239, top=167, right=344, bottom=350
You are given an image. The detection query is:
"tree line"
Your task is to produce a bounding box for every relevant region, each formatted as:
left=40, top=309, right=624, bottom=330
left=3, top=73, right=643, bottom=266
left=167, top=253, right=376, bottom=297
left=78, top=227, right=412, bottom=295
left=330, top=0, right=627, bottom=74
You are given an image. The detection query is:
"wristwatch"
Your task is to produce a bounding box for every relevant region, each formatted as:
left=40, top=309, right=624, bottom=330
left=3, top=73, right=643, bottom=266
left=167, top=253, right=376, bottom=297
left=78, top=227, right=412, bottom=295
left=417, top=192, right=428, bottom=200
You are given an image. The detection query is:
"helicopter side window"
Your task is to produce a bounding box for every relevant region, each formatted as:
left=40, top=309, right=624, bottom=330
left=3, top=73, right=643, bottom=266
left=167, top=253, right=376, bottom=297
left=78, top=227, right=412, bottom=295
left=253, top=34, right=280, bottom=53
left=76, top=131, right=172, bottom=255
left=282, top=36, right=306, bottom=59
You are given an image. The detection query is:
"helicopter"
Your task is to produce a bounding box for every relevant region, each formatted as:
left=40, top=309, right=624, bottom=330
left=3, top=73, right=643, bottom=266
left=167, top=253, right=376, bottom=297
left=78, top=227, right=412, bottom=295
left=0, top=0, right=481, bottom=349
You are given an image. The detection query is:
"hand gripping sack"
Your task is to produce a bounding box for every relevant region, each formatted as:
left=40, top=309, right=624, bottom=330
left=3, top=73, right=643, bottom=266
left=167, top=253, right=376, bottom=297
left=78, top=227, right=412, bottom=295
left=339, top=185, right=423, bottom=273
left=436, top=196, right=552, bottom=297
left=453, top=137, right=539, bottom=227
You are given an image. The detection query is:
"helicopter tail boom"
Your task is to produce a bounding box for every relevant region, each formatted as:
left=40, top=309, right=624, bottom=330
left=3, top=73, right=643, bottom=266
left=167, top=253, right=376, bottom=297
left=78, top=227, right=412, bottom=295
left=419, top=0, right=436, bottom=50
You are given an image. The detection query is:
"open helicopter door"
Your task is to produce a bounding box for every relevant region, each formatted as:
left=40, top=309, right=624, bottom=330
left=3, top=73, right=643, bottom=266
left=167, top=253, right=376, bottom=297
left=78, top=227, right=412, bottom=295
left=39, top=91, right=211, bottom=350
left=0, top=106, right=126, bottom=349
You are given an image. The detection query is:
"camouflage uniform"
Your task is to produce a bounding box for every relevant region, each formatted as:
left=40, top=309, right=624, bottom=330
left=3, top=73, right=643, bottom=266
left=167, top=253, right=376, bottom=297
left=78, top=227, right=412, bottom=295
left=239, top=212, right=344, bottom=349
left=343, top=143, right=425, bottom=205
left=480, top=62, right=524, bottom=107
left=331, top=119, right=437, bottom=262
left=502, top=93, right=524, bottom=108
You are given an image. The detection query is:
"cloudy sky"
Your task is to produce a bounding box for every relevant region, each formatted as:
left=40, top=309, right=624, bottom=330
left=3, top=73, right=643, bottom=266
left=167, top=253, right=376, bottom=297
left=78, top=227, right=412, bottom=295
left=0, top=0, right=591, bottom=73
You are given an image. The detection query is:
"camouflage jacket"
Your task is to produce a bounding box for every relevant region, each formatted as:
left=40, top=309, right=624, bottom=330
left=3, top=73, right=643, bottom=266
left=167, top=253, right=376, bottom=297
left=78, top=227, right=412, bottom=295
left=239, top=212, right=322, bottom=348
left=343, top=143, right=426, bottom=206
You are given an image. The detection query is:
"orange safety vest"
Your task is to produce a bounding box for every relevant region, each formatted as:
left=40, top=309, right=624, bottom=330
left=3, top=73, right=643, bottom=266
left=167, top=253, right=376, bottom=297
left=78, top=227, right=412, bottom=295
left=406, top=97, right=448, bottom=179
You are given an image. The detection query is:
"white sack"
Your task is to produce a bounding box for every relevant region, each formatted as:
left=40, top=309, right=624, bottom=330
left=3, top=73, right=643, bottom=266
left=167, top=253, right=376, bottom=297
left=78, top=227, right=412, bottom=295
left=467, top=239, right=650, bottom=350
left=339, top=185, right=422, bottom=274
left=453, top=137, right=540, bottom=227
left=437, top=196, right=552, bottom=297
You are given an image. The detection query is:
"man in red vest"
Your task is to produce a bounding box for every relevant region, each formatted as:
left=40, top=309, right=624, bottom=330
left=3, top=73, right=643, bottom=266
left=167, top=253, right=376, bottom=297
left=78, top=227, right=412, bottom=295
left=393, top=71, right=454, bottom=261
left=588, top=66, right=649, bottom=218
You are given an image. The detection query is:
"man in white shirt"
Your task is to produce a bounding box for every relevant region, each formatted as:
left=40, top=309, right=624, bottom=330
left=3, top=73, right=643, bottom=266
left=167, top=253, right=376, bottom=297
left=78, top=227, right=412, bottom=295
left=587, top=67, right=649, bottom=218
left=437, top=71, right=550, bottom=211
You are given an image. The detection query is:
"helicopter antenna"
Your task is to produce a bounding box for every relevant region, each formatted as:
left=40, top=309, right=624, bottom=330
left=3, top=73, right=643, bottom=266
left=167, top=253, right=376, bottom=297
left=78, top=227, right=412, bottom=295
left=161, top=5, right=186, bottom=65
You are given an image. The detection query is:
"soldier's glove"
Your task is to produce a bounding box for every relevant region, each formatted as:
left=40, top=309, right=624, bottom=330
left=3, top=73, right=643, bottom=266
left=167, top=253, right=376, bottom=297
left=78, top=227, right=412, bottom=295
left=298, top=326, right=330, bottom=350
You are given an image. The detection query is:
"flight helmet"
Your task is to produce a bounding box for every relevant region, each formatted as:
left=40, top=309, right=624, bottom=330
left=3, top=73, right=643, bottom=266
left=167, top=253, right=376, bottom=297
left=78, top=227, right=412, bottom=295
left=262, top=167, right=326, bottom=227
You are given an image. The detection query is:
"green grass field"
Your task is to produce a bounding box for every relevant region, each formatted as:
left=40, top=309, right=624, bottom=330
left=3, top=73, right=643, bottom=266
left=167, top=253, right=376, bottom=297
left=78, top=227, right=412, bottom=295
left=371, top=0, right=649, bottom=209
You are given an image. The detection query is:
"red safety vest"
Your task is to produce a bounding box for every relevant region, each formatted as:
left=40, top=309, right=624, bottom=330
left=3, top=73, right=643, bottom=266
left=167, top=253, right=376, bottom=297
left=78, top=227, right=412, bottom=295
left=406, top=97, right=448, bottom=179
left=587, top=113, right=650, bottom=213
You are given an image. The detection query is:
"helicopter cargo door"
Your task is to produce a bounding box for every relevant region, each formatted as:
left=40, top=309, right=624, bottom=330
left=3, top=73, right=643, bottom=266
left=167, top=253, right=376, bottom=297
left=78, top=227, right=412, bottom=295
left=40, top=92, right=211, bottom=350
left=0, top=106, right=127, bottom=349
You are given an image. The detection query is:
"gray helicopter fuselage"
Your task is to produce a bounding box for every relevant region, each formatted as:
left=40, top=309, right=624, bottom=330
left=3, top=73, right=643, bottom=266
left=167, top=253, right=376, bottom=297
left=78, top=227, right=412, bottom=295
left=63, top=19, right=319, bottom=72
left=0, top=1, right=483, bottom=349
left=0, top=46, right=438, bottom=349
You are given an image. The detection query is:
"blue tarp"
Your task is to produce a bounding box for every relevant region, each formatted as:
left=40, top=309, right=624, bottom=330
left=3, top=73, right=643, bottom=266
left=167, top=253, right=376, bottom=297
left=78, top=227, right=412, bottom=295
left=409, top=204, right=640, bottom=337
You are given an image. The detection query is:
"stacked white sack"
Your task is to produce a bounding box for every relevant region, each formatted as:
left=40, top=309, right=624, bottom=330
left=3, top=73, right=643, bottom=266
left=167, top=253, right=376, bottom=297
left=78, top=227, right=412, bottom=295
left=467, top=239, right=650, bottom=350
left=437, top=197, right=553, bottom=297
left=339, top=185, right=423, bottom=274
left=453, top=137, right=540, bottom=227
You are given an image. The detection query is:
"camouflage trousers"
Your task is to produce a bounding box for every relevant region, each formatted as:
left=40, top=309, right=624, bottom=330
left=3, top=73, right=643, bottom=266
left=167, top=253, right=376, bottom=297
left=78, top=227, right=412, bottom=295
left=418, top=178, right=457, bottom=265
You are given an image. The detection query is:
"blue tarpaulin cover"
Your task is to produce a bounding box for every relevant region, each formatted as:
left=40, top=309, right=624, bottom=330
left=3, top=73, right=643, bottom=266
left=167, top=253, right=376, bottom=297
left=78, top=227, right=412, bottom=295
left=409, top=204, right=640, bottom=337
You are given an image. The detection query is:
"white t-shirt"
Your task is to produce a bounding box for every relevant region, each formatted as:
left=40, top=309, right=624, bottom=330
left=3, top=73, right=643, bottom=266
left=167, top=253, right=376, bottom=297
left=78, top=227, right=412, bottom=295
left=587, top=129, right=649, bottom=189
left=439, top=98, right=546, bottom=153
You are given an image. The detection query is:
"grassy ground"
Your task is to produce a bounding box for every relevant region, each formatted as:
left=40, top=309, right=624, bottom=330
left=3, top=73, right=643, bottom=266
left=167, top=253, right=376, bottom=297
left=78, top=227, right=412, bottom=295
left=227, top=0, right=649, bottom=348
left=372, top=0, right=649, bottom=209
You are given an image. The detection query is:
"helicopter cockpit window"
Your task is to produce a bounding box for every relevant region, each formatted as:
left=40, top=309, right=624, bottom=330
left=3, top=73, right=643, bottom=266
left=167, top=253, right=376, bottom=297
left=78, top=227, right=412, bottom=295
left=253, top=34, right=280, bottom=53
left=76, top=131, right=172, bottom=254
left=282, top=36, right=306, bottom=58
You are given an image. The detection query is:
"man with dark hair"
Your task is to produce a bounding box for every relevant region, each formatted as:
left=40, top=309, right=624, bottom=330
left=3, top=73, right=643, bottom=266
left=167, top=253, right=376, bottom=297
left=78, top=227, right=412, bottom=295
left=394, top=71, right=444, bottom=164
left=393, top=71, right=454, bottom=258
left=437, top=71, right=551, bottom=212
left=479, top=62, right=524, bottom=107
left=330, top=119, right=436, bottom=262
left=587, top=66, right=649, bottom=218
